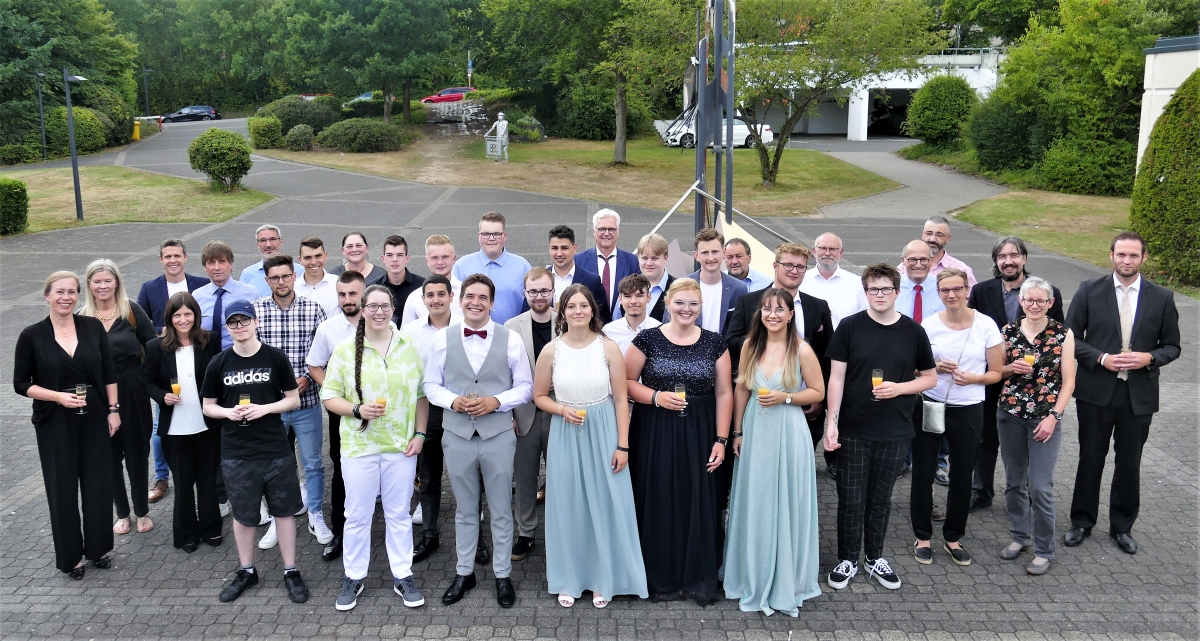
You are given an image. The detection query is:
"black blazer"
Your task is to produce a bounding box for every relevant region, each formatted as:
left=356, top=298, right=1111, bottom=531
left=724, top=289, right=834, bottom=382
left=524, top=266, right=613, bottom=324
left=968, top=277, right=1064, bottom=328
left=143, top=332, right=223, bottom=437
left=647, top=275, right=677, bottom=323
left=1067, top=275, right=1181, bottom=416
left=13, top=315, right=117, bottom=425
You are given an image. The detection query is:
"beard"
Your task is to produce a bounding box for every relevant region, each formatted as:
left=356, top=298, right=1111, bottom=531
left=999, top=266, right=1023, bottom=282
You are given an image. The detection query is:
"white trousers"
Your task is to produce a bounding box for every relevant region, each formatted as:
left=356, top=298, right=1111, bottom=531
left=341, top=451, right=418, bottom=581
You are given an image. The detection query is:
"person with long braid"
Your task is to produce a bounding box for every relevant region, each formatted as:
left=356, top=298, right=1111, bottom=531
left=321, top=285, right=429, bottom=611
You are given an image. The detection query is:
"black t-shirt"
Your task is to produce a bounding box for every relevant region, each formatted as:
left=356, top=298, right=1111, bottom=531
left=825, top=310, right=935, bottom=442
left=532, top=319, right=552, bottom=361
left=381, top=270, right=425, bottom=325
left=201, top=343, right=298, bottom=460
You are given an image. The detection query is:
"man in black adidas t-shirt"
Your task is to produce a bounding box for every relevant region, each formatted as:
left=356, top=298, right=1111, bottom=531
left=201, top=300, right=307, bottom=604
left=823, top=263, right=937, bottom=593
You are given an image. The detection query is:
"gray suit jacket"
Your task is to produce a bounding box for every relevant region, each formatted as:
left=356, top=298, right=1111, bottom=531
left=686, top=270, right=749, bottom=334
left=504, top=311, right=557, bottom=435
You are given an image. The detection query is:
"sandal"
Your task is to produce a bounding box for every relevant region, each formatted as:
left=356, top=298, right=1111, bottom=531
left=592, top=593, right=609, bottom=609
left=69, top=562, right=85, bottom=580
left=557, top=594, right=575, bottom=608
left=93, top=555, right=111, bottom=569
left=113, top=518, right=130, bottom=535
left=136, top=516, right=154, bottom=533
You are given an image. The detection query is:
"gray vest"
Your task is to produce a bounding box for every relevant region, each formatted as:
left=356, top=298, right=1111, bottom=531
left=442, top=323, right=516, bottom=440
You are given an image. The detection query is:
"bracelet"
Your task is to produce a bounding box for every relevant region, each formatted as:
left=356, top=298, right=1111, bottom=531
left=615, top=445, right=629, bottom=452
left=715, top=436, right=729, bottom=446
left=54, top=392, right=61, bottom=406
left=109, top=408, right=120, bottom=414
left=652, top=391, right=659, bottom=407
left=352, top=404, right=362, bottom=419
left=415, top=432, right=427, bottom=439
left=732, top=431, right=743, bottom=438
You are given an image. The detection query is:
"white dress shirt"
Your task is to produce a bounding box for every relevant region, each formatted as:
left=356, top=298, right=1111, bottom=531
left=1113, top=273, right=1141, bottom=315
left=168, top=346, right=207, bottom=436
left=422, top=320, right=534, bottom=412
left=552, top=264, right=576, bottom=304
left=306, top=313, right=360, bottom=368
left=595, top=250, right=619, bottom=293
left=603, top=315, right=662, bottom=356
left=401, top=279, right=462, bottom=328
left=401, top=317, right=448, bottom=367
left=295, top=270, right=340, bottom=318
left=800, top=267, right=868, bottom=329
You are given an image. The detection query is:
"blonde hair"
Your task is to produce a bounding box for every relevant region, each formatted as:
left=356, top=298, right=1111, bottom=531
left=636, top=233, right=669, bottom=257
left=43, top=271, right=82, bottom=296
left=774, top=242, right=811, bottom=263
left=936, top=268, right=969, bottom=288
left=81, top=259, right=133, bottom=322
left=425, top=234, right=453, bottom=249
left=666, top=277, right=701, bottom=301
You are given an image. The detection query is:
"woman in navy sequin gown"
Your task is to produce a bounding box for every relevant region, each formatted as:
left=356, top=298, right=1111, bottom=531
left=624, top=278, right=733, bottom=605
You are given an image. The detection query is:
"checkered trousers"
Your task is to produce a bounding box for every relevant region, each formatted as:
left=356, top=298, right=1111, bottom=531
left=254, top=296, right=327, bottom=408
left=835, top=435, right=907, bottom=563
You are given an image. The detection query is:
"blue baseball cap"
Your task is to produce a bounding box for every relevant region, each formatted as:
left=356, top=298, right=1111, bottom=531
left=222, top=300, right=257, bottom=323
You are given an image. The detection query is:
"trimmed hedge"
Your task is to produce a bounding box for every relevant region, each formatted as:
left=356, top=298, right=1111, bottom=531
left=903, top=74, right=977, bottom=147
left=1039, top=137, right=1135, bottom=196
left=285, top=124, right=314, bottom=151
left=248, top=116, right=284, bottom=149
left=0, top=177, right=29, bottom=235
left=0, top=143, right=39, bottom=165
left=79, top=85, right=134, bottom=146
left=1130, top=68, right=1200, bottom=285
left=313, top=118, right=405, bottom=153
left=258, top=95, right=338, bottom=134
left=188, top=128, right=253, bottom=191
left=44, top=106, right=107, bottom=156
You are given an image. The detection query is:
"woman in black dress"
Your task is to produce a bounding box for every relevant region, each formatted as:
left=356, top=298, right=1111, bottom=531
left=624, top=278, right=734, bottom=605
left=82, top=259, right=156, bottom=536
left=144, top=292, right=223, bottom=552
left=14, top=271, right=120, bottom=579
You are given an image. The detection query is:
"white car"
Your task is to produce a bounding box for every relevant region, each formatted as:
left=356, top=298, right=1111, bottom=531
left=664, top=118, right=774, bottom=148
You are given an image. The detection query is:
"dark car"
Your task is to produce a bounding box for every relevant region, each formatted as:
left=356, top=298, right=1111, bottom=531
left=161, top=105, right=221, bottom=122
left=419, top=87, right=478, bottom=104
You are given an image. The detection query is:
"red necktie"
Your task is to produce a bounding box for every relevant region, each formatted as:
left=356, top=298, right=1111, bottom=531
left=913, top=284, right=923, bottom=323
left=601, top=254, right=613, bottom=303
left=464, top=328, right=487, bottom=339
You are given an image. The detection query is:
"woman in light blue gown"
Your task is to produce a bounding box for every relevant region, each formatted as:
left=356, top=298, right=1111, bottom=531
left=721, top=288, right=826, bottom=616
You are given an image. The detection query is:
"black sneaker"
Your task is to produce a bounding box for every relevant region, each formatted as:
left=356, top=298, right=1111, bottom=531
left=219, top=568, right=259, bottom=602
left=283, top=569, right=309, bottom=603
left=827, top=559, right=857, bottom=589
left=511, top=536, right=534, bottom=561
left=865, top=557, right=901, bottom=590
left=913, top=542, right=933, bottom=565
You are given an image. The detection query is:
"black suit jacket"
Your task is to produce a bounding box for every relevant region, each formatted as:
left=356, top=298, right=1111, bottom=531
left=521, top=266, right=613, bottom=324
left=647, top=275, right=677, bottom=323
left=724, top=289, right=834, bottom=382
left=143, top=332, right=223, bottom=437
left=968, top=277, right=1064, bottom=328
left=1066, top=275, right=1181, bottom=416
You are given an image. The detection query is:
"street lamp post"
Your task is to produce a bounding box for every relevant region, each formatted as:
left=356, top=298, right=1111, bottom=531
left=35, top=72, right=47, bottom=160
left=141, top=66, right=154, bottom=117
left=63, top=68, right=87, bottom=222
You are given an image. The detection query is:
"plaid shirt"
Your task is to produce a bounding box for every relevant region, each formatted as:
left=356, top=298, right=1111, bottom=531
left=254, top=295, right=327, bottom=409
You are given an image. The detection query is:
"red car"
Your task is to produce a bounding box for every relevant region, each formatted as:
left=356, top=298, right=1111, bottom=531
left=420, top=87, right=478, bottom=104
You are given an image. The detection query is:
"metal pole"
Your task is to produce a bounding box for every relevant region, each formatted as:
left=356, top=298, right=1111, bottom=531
left=142, top=67, right=152, bottom=117
left=64, top=68, right=83, bottom=221
left=36, top=73, right=47, bottom=160
left=694, top=9, right=707, bottom=233
left=713, top=0, right=724, bottom=226
left=725, top=0, right=736, bottom=225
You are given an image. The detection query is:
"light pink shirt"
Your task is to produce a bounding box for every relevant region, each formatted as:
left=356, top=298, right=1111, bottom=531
left=898, top=251, right=978, bottom=289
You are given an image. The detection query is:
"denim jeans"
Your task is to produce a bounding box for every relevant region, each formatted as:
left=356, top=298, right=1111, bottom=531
left=282, top=404, right=325, bottom=514
left=997, top=410, right=1061, bottom=559
left=151, top=404, right=170, bottom=481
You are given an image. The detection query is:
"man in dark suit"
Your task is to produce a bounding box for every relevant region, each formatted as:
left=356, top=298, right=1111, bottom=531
left=137, top=238, right=211, bottom=331
left=1064, top=231, right=1181, bottom=555
left=634, top=232, right=676, bottom=323
left=576, top=208, right=639, bottom=318
left=966, top=235, right=1064, bottom=512
left=688, top=228, right=747, bottom=334
left=546, top=225, right=611, bottom=323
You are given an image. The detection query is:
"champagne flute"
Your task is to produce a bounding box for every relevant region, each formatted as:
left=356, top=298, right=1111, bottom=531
left=75, top=384, right=87, bottom=415
left=871, top=369, right=884, bottom=401
left=757, top=387, right=770, bottom=415
left=376, top=396, right=387, bottom=412
left=1023, top=350, right=1037, bottom=379
left=465, top=385, right=479, bottom=422
left=575, top=408, right=587, bottom=433
left=674, top=384, right=687, bottom=417
left=238, top=394, right=251, bottom=426
left=171, top=377, right=181, bottom=397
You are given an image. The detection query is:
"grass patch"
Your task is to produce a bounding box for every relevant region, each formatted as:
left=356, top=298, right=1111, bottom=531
left=6, top=165, right=273, bottom=234
left=257, top=135, right=898, bottom=216
left=957, top=189, right=1199, bottom=298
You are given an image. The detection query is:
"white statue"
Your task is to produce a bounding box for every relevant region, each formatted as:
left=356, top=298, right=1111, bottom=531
left=485, top=112, right=509, bottom=161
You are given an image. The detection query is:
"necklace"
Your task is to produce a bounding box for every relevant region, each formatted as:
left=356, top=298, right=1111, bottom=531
left=765, top=343, right=784, bottom=360
left=96, top=307, right=118, bottom=323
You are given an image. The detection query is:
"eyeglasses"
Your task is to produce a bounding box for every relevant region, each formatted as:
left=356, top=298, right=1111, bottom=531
left=256, top=236, right=281, bottom=244
left=225, top=317, right=254, bottom=328
left=266, top=274, right=294, bottom=283
left=865, top=287, right=898, bottom=296
left=923, top=231, right=950, bottom=240
left=594, top=227, right=618, bottom=235
left=777, top=262, right=807, bottom=273
left=760, top=306, right=790, bottom=317
left=478, top=232, right=504, bottom=240
left=671, top=300, right=701, bottom=310
left=525, top=289, right=553, bottom=298
left=904, top=257, right=932, bottom=265
left=938, top=286, right=967, bottom=295
left=814, top=246, right=842, bottom=253
left=364, top=303, right=394, bottom=313
left=1022, top=298, right=1050, bottom=307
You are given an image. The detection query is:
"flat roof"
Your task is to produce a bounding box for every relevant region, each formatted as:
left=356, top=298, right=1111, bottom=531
left=1144, top=35, right=1200, bottom=54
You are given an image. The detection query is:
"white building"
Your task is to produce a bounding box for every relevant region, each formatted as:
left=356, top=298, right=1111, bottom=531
left=1137, top=35, right=1200, bottom=169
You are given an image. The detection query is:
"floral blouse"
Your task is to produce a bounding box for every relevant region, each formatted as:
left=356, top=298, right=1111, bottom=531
left=999, top=319, right=1067, bottom=420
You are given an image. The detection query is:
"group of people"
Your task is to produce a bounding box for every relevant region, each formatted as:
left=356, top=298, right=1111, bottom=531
left=14, top=208, right=1181, bottom=618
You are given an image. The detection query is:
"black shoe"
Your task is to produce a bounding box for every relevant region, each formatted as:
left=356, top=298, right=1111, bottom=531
left=1064, top=526, right=1091, bottom=547
left=283, top=569, right=309, bottom=603
left=413, top=537, right=439, bottom=563
left=511, top=536, right=534, bottom=561
left=181, top=541, right=199, bottom=554
left=475, top=539, right=491, bottom=565
left=219, top=568, right=259, bottom=602
left=943, top=542, right=972, bottom=566
left=913, top=542, right=933, bottom=565
left=321, top=534, right=342, bottom=561
left=92, top=555, right=111, bottom=569
left=968, top=492, right=992, bottom=513
left=68, top=563, right=85, bottom=580
left=204, top=535, right=223, bottom=547
left=1111, top=531, right=1138, bottom=555
left=442, top=573, right=477, bottom=605
left=496, top=577, right=516, bottom=608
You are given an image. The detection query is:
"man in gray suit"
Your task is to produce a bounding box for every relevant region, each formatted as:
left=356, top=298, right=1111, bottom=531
left=503, top=267, right=557, bottom=562
left=687, top=228, right=748, bottom=334
left=423, top=274, right=533, bottom=608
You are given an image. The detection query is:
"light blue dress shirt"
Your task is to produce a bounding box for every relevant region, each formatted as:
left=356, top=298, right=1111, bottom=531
left=451, top=249, right=532, bottom=325
left=897, top=275, right=945, bottom=321
left=740, top=269, right=773, bottom=293
left=193, top=278, right=260, bottom=348
left=239, top=259, right=305, bottom=299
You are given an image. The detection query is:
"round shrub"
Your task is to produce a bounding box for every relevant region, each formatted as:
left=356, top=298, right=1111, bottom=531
left=313, top=118, right=404, bottom=153
left=509, top=114, right=545, bottom=143
left=79, top=85, right=134, bottom=146
left=285, top=124, right=314, bottom=151
left=248, top=116, right=284, bottom=149
left=0, top=177, right=29, bottom=235
left=188, top=128, right=253, bottom=191
left=44, top=106, right=107, bottom=156
left=1130, top=68, right=1200, bottom=285
left=1039, top=137, right=1136, bottom=196
left=902, top=74, right=978, bottom=147
left=258, top=95, right=338, bottom=134
left=968, top=96, right=1038, bottom=171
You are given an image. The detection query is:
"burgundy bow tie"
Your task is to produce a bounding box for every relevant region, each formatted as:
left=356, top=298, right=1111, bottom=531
left=464, top=328, right=488, bottom=339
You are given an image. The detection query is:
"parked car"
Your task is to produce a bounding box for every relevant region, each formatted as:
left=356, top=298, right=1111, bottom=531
left=420, top=87, right=478, bottom=104
left=161, top=105, right=221, bottom=122
left=342, top=91, right=375, bottom=107
left=664, top=117, right=774, bottom=148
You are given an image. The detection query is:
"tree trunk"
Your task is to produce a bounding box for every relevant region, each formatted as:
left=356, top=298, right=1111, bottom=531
left=401, top=80, right=412, bottom=123
left=613, top=70, right=628, bottom=165
left=383, top=89, right=394, bottom=124
left=762, top=107, right=807, bottom=186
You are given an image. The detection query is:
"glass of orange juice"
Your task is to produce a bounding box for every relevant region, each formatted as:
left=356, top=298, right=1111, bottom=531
left=238, top=394, right=251, bottom=425
left=757, top=387, right=770, bottom=414
left=1023, top=351, right=1037, bottom=378
left=376, top=396, right=387, bottom=410
left=674, top=384, right=687, bottom=417
left=871, top=369, right=884, bottom=401
left=170, top=377, right=181, bottom=396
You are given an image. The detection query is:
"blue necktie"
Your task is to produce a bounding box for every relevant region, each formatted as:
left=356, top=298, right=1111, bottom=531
left=211, top=287, right=225, bottom=336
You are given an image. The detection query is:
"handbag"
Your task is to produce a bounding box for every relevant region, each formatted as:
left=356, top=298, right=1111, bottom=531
left=922, top=315, right=974, bottom=434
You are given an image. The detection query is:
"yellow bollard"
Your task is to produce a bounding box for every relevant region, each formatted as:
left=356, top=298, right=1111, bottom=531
left=132, top=120, right=140, bottom=141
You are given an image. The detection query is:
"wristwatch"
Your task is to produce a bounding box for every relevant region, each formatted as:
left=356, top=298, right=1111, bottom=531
left=785, top=394, right=793, bottom=405
left=352, top=404, right=362, bottom=419
left=1049, top=410, right=1063, bottom=421
left=715, top=436, right=729, bottom=447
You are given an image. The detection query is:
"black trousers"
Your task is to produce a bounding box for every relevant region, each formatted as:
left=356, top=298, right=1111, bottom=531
left=111, top=391, right=150, bottom=520
left=911, top=400, right=983, bottom=542
left=835, top=435, right=907, bottom=562
left=416, top=405, right=445, bottom=540
left=971, top=384, right=1002, bottom=502
left=326, top=409, right=345, bottom=536
left=1071, top=380, right=1154, bottom=534
left=161, top=428, right=222, bottom=548
left=37, top=396, right=114, bottom=573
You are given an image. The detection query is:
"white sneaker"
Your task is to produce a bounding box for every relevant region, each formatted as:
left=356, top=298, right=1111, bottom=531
left=411, top=504, right=424, bottom=525
left=308, top=511, right=334, bottom=545
left=259, top=499, right=271, bottom=526
left=258, top=518, right=278, bottom=549
left=219, top=502, right=231, bottom=517
left=296, top=485, right=309, bottom=516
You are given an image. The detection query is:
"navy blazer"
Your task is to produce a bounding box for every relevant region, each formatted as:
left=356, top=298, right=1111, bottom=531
left=577, top=247, right=640, bottom=314
left=686, top=270, right=749, bottom=334
left=137, top=273, right=211, bottom=331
